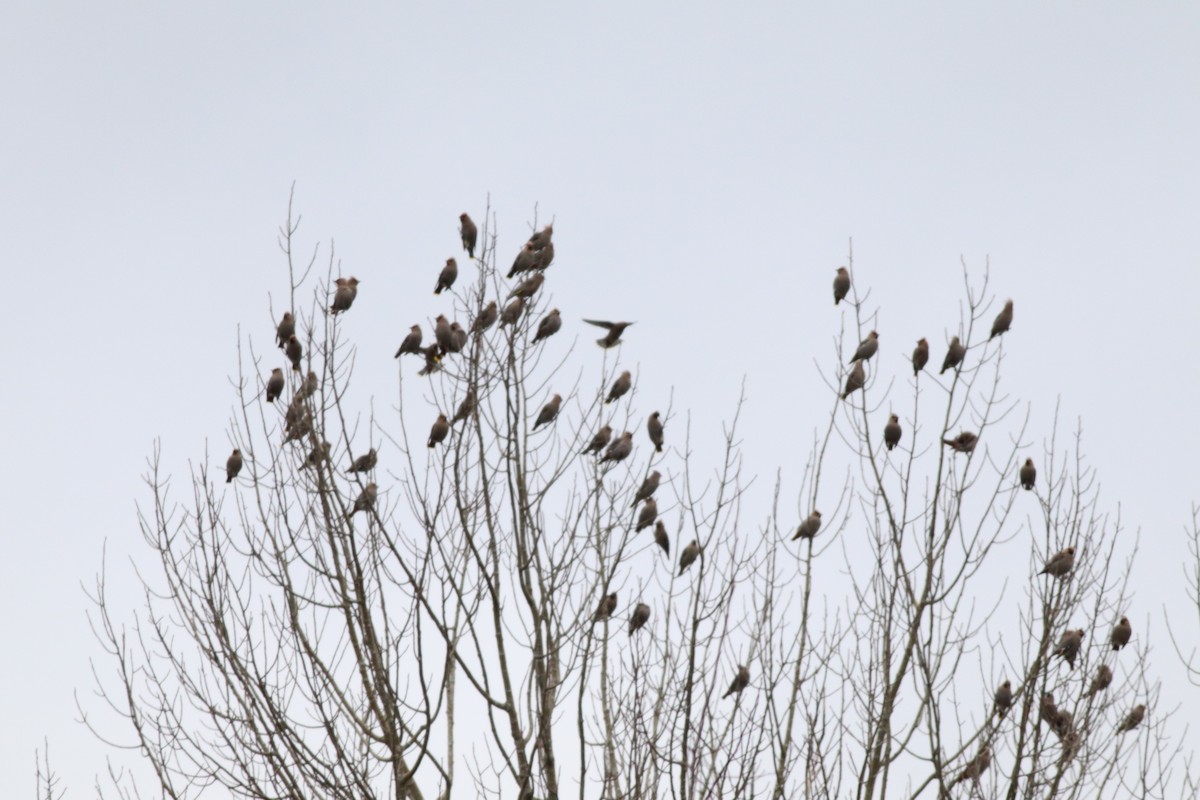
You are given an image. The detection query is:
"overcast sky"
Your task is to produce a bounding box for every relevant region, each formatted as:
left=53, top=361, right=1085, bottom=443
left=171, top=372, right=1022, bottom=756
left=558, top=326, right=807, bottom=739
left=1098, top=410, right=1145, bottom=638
left=2, top=2, right=1199, bottom=794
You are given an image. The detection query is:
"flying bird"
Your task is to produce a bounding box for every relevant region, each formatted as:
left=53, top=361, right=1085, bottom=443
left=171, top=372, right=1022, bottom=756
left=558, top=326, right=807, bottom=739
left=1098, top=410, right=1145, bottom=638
left=225, top=449, right=243, bottom=484
left=628, top=602, right=651, bottom=635
left=348, top=448, right=377, bottom=474
left=723, top=665, right=751, bottom=699
left=635, top=498, right=658, bottom=533
left=990, top=299, right=1013, bottom=340
left=883, top=414, right=902, bottom=451
left=330, top=276, right=360, bottom=313
left=912, top=338, right=929, bottom=375
left=499, top=297, right=526, bottom=327
left=632, top=471, right=662, bottom=506
left=533, top=309, right=562, bottom=343
left=583, top=319, right=634, bottom=349
left=1086, top=664, right=1113, bottom=698
left=1054, top=628, right=1085, bottom=670
left=793, top=510, right=822, bottom=541
left=841, top=360, right=865, bottom=400
left=266, top=367, right=285, bottom=403
left=833, top=267, right=851, bottom=305
left=654, top=521, right=670, bottom=556
left=600, top=431, right=634, bottom=465
left=428, top=414, right=450, bottom=448
left=1117, top=704, right=1146, bottom=734
left=606, top=371, right=632, bottom=404
left=394, top=325, right=422, bottom=358
left=285, top=335, right=303, bottom=372
left=993, top=680, right=1013, bottom=717
left=849, top=331, right=879, bottom=363
left=459, top=213, right=477, bottom=259
left=679, top=540, right=700, bottom=575
left=275, top=312, right=294, bottom=349
left=1110, top=617, right=1132, bottom=651
left=942, top=431, right=978, bottom=453
left=941, top=336, right=965, bottom=374
left=1040, top=546, right=1076, bottom=579
left=1020, top=458, right=1037, bottom=490
left=647, top=412, right=664, bottom=453
left=434, top=258, right=458, bottom=295
left=592, top=591, right=618, bottom=623
left=349, top=482, right=377, bottom=518
left=472, top=301, right=498, bottom=333
left=533, top=394, right=562, bottom=429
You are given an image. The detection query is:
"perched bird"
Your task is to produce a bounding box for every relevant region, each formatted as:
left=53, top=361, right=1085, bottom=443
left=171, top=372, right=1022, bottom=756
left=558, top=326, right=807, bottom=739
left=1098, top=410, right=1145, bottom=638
left=282, top=412, right=313, bottom=443
left=628, top=602, right=651, bottom=635
left=606, top=371, right=632, bottom=404
left=1086, top=664, right=1113, bottom=698
left=635, top=498, right=658, bottom=533
left=394, top=325, right=423, bottom=358
left=284, top=395, right=308, bottom=433
left=723, top=665, right=751, bottom=699
left=793, top=510, right=822, bottom=541
left=990, top=299, right=1013, bottom=340
left=348, top=448, right=377, bottom=474
left=942, top=431, right=978, bottom=454
left=528, top=224, right=553, bottom=249
left=582, top=425, right=613, bottom=455
left=592, top=591, right=618, bottom=623
left=533, top=394, right=562, bottom=429
left=434, top=315, right=454, bottom=354
left=654, top=521, right=671, bottom=556
left=1117, top=704, right=1146, bottom=734
left=499, top=297, right=526, bottom=327
left=451, top=388, right=477, bottom=425
left=950, top=745, right=991, bottom=788
left=459, top=213, right=477, bottom=259
left=941, top=336, right=965, bottom=374
left=833, top=267, right=851, bottom=305
left=428, top=414, right=450, bottom=448
left=508, top=243, right=538, bottom=278
left=472, top=301, right=498, bottom=333
left=418, top=344, right=442, bottom=376
left=297, top=370, right=319, bottom=401
left=275, top=312, right=295, bottom=349
left=1050, top=709, right=1074, bottom=740
left=349, top=482, right=377, bottom=518
left=508, top=273, right=544, bottom=300
left=534, top=240, right=555, bottom=270
left=994, top=680, right=1013, bottom=717
left=225, top=449, right=243, bottom=484
left=679, top=540, right=700, bottom=575
left=330, top=276, right=360, bottom=313
left=1111, top=617, right=1132, bottom=651
left=883, top=414, right=902, bottom=451
left=301, top=440, right=331, bottom=469
left=1040, top=546, right=1076, bottom=579
left=841, top=360, right=865, bottom=400
left=266, top=367, right=285, bottom=403
left=849, top=331, right=879, bottom=363
left=647, top=412, right=664, bottom=453
left=1054, top=628, right=1085, bottom=670
left=532, top=309, right=561, bottom=343
left=434, top=258, right=458, bottom=295
left=1020, top=458, right=1037, bottom=491
left=285, top=335, right=303, bottom=372
left=632, top=471, right=662, bottom=507
left=600, top=431, right=634, bottom=465
left=1039, top=693, right=1060, bottom=726
left=448, top=322, right=468, bottom=354
left=912, top=338, right=929, bottom=375
left=583, top=319, right=634, bottom=349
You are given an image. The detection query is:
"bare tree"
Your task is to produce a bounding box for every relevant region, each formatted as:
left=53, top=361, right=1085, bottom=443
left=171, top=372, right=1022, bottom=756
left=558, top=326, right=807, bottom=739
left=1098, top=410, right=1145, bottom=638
left=81, top=198, right=1178, bottom=799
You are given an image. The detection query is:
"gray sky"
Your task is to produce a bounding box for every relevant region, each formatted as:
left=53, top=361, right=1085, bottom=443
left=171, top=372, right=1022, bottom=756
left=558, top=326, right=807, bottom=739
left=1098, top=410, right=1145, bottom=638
left=3, top=2, right=1199, bottom=793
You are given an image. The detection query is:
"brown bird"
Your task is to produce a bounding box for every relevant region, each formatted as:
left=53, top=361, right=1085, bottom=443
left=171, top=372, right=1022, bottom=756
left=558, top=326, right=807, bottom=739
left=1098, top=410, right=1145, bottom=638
left=459, top=213, right=477, bottom=259
left=434, top=258, right=458, bottom=295
left=1039, top=692, right=1060, bottom=726
left=722, top=664, right=750, bottom=699
left=533, top=394, right=562, bottom=429
left=447, top=322, right=468, bottom=354
left=348, top=448, right=377, bottom=474
left=452, top=388, right=477, bottom=425
left=632, top=471, right=662, bottom=506
left=507, top=243, right=538, bottom=278
left=472, top=301, right=498, bottom=333
left=1040, top=546, right=1076, bottom=579
left=592, top=591, right=618, bottom=623
left=654, top=521, right=670, bottom=556
left=301, top=439, right=331, bottom=469
left=635, top=498, right=658, bottom=533
left=912, top=338, right=929, bottom=375
left=282, top=413, right=312, bottom=443
left=428, top=414, right=450, bottom=448
left=1051, top=709, right=1074, bottom=740
left=941, top=336, right=965, bottom=374
left=841, top=360, right=865, bottom=400
left=394, top=324, right=422, bottom=358
left=534, top=240, right=555, bottom=270
left=418, top=344, right=442, bottom=376
left=606, top=371, right=632, bottom=404
left=499, top=297, right=526, bottom=327
left=600, top=431, right=634, bottom=465
left=883, top=414, right=902, bottom=451
left=349, top=482, right=377, bottom=518
left=284, top=394, right=308, bottom=433
left=265, top=367, right=285, bottom=403
left=1054, top=628, right=1085, bottom=670
left=678, top=540, right=700, bottom=575
left=532, top=309, right=561, bottom=343
left=582, top=425, right=613, bottom=455
left=793, top=510, right=822, bottom=541
left=628, top=602, right=651, bottom=635
left=1117, top=704, right=1146, bottom=734
left=297, top=370, right=319, bottom=401
left=285, top=335, right=303, bottom=372
left=993, top=680, right=1013, bottom=717
left=508, top=272, right=544, bottom=300
left=275, top=312, right=295, bottom=349
left=849, top=331, right=879, bottom=363
left=990, top=299, right=1013, bottom=340
left=1111, top=617, right=1132, bottom=651
left=951, top=745, right=991, bottom=788
left=647, top=412, right=664, bottom=453
left=528, top=224, right=553, bottom=250
left=942, top=431, right=978, bottom=453
left=1020, top=458, right=1037, bottom=490
left=1086, top=664, right=1113, bottom=698
left=330, top=276, right=360, bottom=313
left=583, top=319, right=634, bottom=349
left=225, top=449, right=243, bottom=483
left=833, top=267, right=851, bottom=305
left=434, top=315, right=454, bottom=354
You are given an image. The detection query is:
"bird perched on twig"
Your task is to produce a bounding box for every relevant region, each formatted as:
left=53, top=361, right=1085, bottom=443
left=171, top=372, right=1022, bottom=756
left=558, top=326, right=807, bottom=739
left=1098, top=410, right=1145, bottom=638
left=1040, top=546, right=1076, bottom=579
left=635, top=498, right=658, bottom=533
left=533, top=309, right=561, bottom=343
left=884, top=414, right=902, bottom=451
left=654, top=521, right=670, bottom=556
left=592, top=592, right=617, bottom=623
left=841, top=360, right=865, bottom=400
left=941, top=336, right=965, bottom=374
left=452, top=388, right=477, bottom=426
left=679, top=540, right=700, bottom=575
left=348, top=449, right=377, bottom=474
left=942, top=431, right=978, bottom=453
left=600, top=431, right=633, bottom=465
left=330, top=277, right=360, bottom=313
left=499, top=297, right=526, bottom=328
left=990, top=299, right=1013, bottom=340
left=1111, top=617, right=1132, bottom=651
left=275, top=312, right=294, bottom=349
left=723, top=665, right=751, bottom=699
left=950, top=745, right=991, bottom=788
left=285, top=335, right=303, bottom=372
left=1020, top=458, right=1037, bottom=490
left=394, top=325, right=422, bottom=358
left=993, top=680, right=1012, bottom=717
left=912, top=338, right=929, bottom=375
left=508, top=272, right=544, bottom=300
left=606, top=371, right=632, bottom=404
left=632, top=471, right=661, bottom=506
left=533, top=395, right=562, bottom=430
left=266, top=368, right=285, bottom=403
left=1054, top=628, right=1085, bottom=670
left=434, top=258, right=457, bottom=295
left=428, top=414, right=450, bottom=448
left=434, top=315, right=454, bottom=354
left=833, top=267, right=850, bottom=305
left=472, top=301, right=498, bottom=334
left=849, top=331, right=879, bottom=363
left=628, top=602, right=651, bottom=635
left=582, top=425, right=612, bottom=455
left=647, top=412, right=664, bottom=453
left=1086, top=664, right=1113, bottom=698
left=225, top=449, right=242, bottom=484
left=583, top=319, right=634, bottom=349
left=1117, top=704, right=1146, bottom=734
left=508, top=243, right=538, bottom=278
left=793, top=510, right=822, bottom=541
left=459, top=213, right=477, bottom=259
left=349, top=483, right=377, bottom=518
